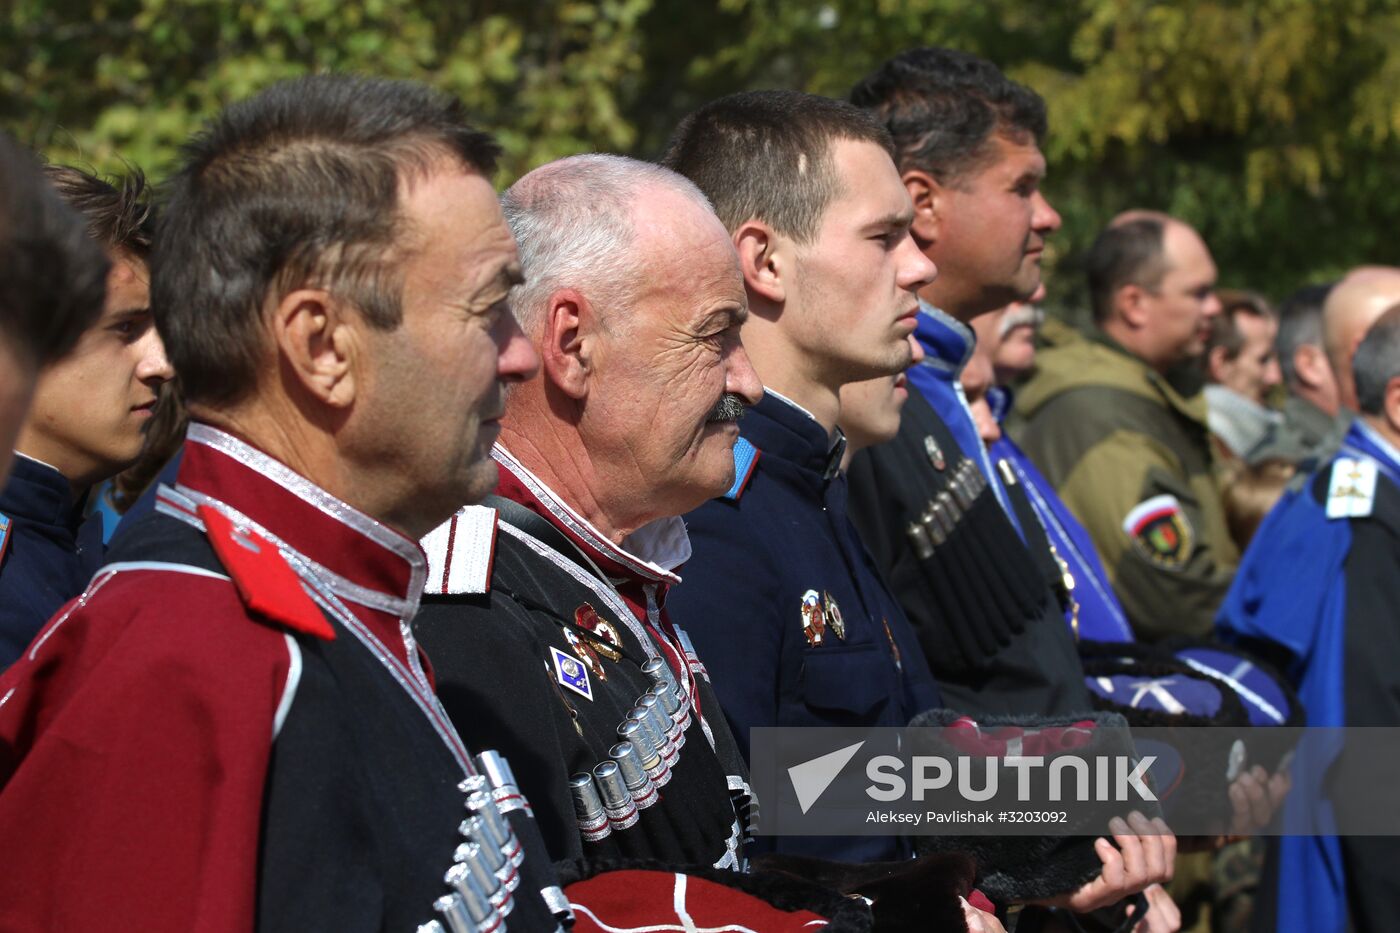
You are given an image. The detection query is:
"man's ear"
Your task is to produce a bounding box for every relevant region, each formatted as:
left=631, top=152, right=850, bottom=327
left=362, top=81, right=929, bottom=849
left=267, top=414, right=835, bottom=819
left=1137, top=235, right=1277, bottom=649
left=1206, top=345, right=1230, bottom=384
left=1293, top=343, right=1326, bottom=390
left=272, top=288, right=357, bottom=408
left=904, top=168, right=946, bottom=245
left=1116, top=284, right=1151, bottom=329
left=1384, top=375, right=1400, bottom=434
left=539, top=288, right=594, bottom=400
left=734, top=221, right=787, bottom=308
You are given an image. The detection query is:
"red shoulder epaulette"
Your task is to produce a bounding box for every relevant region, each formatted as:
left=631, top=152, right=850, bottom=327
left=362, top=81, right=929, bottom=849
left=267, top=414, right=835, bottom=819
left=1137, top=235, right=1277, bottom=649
left=198, top=504, right=335, bottom=641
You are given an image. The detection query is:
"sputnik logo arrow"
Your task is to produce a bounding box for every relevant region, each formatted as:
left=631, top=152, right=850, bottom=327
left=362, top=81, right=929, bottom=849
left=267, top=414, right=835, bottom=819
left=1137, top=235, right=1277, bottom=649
left=788, top=740, right=866, bottom=814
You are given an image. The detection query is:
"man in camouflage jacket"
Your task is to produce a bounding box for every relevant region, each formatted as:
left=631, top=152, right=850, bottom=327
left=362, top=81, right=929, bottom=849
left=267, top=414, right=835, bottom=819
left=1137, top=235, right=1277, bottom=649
left=1018, top=212, right=1237, bottom=641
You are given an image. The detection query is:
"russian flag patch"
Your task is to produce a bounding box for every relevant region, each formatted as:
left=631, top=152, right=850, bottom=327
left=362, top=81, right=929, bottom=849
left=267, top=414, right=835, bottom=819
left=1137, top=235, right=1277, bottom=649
left=1122, top=494, right=1192, bottom=568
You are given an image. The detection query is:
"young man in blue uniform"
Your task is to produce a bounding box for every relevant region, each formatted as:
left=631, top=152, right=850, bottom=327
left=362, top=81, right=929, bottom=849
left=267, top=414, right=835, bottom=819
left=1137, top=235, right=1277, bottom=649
left=1218, top=304, right=1400, bottom=933
left=0, top=165, right=172, bottom=669
left=661, top=91, right=941, bottom=865
left=662, top=90, right=1175, bottom=919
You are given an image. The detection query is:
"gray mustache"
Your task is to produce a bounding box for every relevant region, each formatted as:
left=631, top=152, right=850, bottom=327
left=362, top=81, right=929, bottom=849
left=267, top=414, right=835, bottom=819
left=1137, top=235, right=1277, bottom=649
left=706, top=393, right=748, bottom=423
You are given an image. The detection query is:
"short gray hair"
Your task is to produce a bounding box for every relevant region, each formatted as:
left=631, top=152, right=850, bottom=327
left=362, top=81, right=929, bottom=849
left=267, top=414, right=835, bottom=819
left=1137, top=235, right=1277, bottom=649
left=1354, top=302, right=1400, bottom=416
left=1275, top=282, right=1333, bottom=389
left=502, top=153, right=714, bottom=335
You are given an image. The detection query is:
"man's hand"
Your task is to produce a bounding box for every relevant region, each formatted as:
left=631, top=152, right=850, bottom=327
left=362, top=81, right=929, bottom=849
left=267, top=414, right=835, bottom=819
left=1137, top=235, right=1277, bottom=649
left=1033, top=811, right=1177, bottom=913
left=1125, top=883, right=1182, bottom=933
left=960, top=895, right=1007, bottom=933
left=1227, top=764, right=1291, bottom=836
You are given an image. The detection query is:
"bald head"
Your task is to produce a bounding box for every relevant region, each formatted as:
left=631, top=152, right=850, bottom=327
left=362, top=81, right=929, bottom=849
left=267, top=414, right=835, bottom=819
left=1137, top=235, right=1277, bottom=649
left=1109, top=208, right=1174, bottom=229
left=1323, top=266, right=1400, bottom=412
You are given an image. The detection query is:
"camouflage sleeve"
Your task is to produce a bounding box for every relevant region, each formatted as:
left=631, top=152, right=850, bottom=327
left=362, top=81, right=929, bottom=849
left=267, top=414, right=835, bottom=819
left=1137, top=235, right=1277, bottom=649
left=1052, top=430, right=1235, bottom=641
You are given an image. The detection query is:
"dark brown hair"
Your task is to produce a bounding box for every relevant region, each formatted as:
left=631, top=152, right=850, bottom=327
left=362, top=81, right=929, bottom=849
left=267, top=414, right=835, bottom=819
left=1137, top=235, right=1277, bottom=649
left=42, top=164, right=155, bottom=260
left=851, top=46, right=1047, bottom=186
left=153, top=75, right=501, bottom=407
left=661, top=90, right=895, bottom=244
left=1085, top=218, right=1169, bottom=324
left=0, top=132, right=109, bottom=365
left=1207, top=288, right=1274, bottom=361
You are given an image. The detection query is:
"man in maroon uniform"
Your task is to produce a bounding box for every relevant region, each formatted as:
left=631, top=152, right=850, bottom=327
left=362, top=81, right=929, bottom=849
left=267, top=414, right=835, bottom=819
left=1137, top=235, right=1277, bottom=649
left=0, top=76, right=561, bottom=932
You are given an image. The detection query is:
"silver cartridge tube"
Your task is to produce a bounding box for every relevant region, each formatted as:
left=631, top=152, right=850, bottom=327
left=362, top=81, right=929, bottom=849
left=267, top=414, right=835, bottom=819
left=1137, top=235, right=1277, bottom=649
left=609, top=741, right=658, bottom=809
left=447, top=844, right=507, bottom=914
left=569, top=771, right=612, bottom=842
left=638, top=694, right=682, bottom=759
left=624, top=711, right=672, bottom=786
left=592, top=760, right=640, bottom=829
left=465, top=790, right=523, bottom=869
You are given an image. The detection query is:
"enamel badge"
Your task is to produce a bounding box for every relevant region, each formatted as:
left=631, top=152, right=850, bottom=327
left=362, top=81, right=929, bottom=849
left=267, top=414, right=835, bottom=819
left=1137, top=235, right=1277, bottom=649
left=551, top=646, right=593, bottom=700
left=823, top=591, right=846, bottom=640
left=0, top=513, right=10, bottom=565
left=575, top=602, right=623, bottom=658
left=800, top=589, right=826, bottom=646
left=1326, top=457, right=1378, bottom=519
left=563, top=627, right=607, bottom=681
left=924, top=435, right=947, bottom=471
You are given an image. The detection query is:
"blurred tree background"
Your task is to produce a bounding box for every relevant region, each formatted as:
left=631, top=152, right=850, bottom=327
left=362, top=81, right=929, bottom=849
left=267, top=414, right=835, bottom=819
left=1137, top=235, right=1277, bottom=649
left=5, top=0, right=1399, bottom=320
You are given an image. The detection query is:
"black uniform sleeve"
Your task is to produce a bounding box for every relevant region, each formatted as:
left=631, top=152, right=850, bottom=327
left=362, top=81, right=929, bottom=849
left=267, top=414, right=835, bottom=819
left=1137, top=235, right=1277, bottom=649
left=1335, top=488, right=1400, bottom=930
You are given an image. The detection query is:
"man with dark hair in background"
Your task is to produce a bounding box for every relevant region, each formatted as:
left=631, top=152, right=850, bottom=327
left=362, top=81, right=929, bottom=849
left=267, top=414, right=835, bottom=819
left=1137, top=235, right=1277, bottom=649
left=1219, top=303, right=1400, bottom=933
left=0, top=165, right=172, bottom=670
left=0, top=133, right=109, bottom=479
left=0, top=76, right=574, bottom=932
left=1250, top=282, right=1344, bottom=465
left=1017, top=212, right=1233, bottom=642
left=1201, top=289, right=1282, bottom=461
left=845, top=46, right=1092, bottom=719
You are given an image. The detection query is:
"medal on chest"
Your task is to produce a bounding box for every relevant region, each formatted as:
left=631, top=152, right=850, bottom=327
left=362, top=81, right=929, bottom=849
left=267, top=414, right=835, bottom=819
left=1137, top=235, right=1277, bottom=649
left=550, top=645, right=594, bottom=700
left=574, top=602, right=623, bottom=661
left=562, top=627, right=607, bottom=681
left=924, top=435, right=947, bottom=471
left=800, top=589, right=826, bottom=646
left=823, top=591, right=846, bottom=640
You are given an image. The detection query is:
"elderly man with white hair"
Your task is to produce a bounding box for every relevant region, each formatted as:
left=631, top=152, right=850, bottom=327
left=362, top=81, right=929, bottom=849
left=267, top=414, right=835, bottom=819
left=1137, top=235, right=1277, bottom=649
left=413, top=154, right=767, bottom=871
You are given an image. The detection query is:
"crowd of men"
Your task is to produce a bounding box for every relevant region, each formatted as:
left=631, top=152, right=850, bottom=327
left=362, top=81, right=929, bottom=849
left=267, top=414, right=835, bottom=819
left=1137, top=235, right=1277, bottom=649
left=0, top=43, right=1396, bottom=933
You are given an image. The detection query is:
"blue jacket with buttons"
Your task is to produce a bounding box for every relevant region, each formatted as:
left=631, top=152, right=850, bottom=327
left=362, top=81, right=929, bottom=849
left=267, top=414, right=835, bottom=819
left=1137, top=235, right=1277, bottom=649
left=670, top=392, right=942, bottom=863
left=0, top=455, right=105, bottom=670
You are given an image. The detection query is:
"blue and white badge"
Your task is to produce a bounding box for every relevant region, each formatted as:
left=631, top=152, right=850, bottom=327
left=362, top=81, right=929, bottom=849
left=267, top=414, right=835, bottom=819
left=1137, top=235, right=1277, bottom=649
left=1327, top=457, right=1378, bottom=519
left=0, top=513, right=11, bottom=564
left=551, top=646, right=593, bottom=701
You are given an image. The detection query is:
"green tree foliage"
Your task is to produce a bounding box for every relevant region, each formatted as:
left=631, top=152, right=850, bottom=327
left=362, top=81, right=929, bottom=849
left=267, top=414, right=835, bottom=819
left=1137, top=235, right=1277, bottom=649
left=656, top=0, right=1400, bottom=313
left=2, top=0, right=650, bottom=180
left=5, top=0, right=1399, bottom=311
